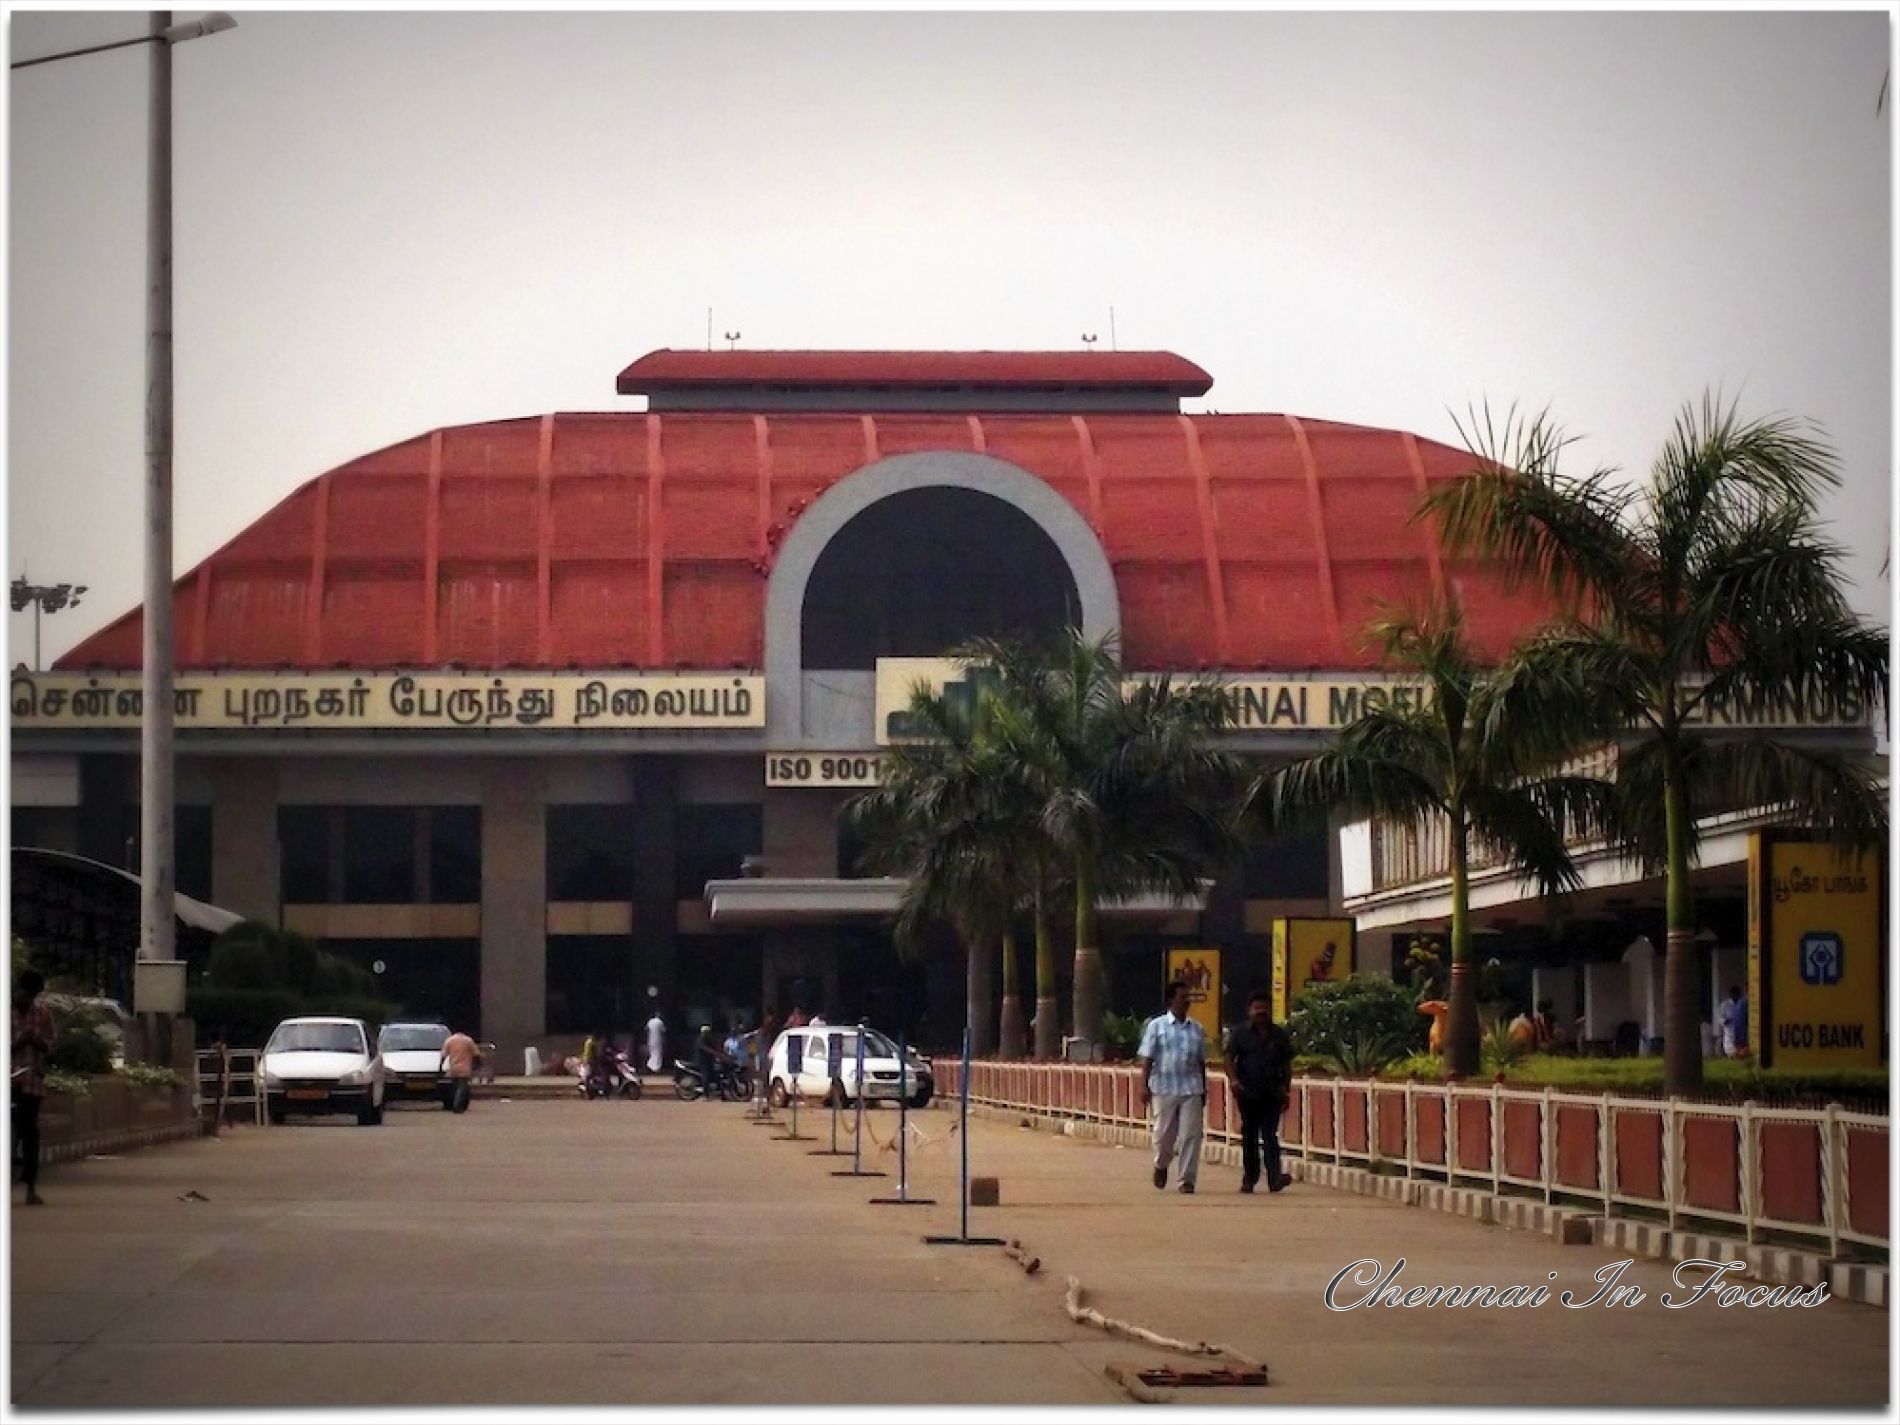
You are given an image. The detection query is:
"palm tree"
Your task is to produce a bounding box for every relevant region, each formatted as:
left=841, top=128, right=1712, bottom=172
left=1422, top=396, right=1889, bottom=1094
left=972, top=630, right=1253, bottom=1055
left=847, top=681, right=1037, bottom=1058
left=1252, top=596, right=1616, bottom=1076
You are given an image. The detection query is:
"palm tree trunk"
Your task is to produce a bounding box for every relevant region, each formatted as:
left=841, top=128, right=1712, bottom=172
left=965, top=937, right=997, bottom=1059
left=998, top=931, right=1027, bottom=1060
left=1443, top=821, right=1482, bottom=1077
left=1071, top=859, right=1106, bottom=1051
left=1033, top=898, right=1059, bottom=1060
left=1662, top=770, right=1704, bottom=1096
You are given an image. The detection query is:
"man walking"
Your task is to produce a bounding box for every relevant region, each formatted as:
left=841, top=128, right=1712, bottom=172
left=440, top=1025, right=480, bottom=1114
left=1137, top=979, right=1207, bottom=1194
left=1225, top=990, right=1294, bottom=1193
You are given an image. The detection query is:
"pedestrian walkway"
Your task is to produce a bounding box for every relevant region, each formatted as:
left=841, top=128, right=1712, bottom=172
left=9, top=1095, right=1888, bottom=1410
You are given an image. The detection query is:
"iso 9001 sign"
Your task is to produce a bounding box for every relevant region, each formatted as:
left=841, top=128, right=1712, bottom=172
left=765, top=752, right=888, bottom=788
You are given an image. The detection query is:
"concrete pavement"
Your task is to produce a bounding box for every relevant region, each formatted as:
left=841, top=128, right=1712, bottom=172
left=10, top=1091, right=1890, bottom=1411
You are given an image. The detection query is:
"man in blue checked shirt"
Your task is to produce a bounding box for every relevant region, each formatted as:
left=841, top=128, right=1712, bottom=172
left=1136, top=978, right=1208, bottom=1194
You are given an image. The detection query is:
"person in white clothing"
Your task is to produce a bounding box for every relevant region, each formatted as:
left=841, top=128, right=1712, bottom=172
left=645, top=1008, right=666, bottom=1074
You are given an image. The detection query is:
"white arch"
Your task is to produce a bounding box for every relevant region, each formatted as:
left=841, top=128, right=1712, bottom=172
left=763, top=451, right=1120, bottom=737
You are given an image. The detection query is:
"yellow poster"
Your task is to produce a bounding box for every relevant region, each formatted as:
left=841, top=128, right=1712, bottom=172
left=1165, top=948, right=1222, bottom=1060
left=1749, top=834, right=1885, bottom=1070
left=1271, top=918, right=1355, bottom=1022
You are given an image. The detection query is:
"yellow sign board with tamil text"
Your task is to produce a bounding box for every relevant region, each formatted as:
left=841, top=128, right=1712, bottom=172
left=1749, top=834, right=1885, bottom=1070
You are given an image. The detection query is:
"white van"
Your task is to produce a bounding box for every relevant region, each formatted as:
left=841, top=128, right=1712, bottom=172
left=765, top=1024, right=933, bottom=1109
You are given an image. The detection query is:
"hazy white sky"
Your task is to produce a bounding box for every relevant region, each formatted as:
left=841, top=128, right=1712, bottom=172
left=8, top=7, right=1893, bottom=667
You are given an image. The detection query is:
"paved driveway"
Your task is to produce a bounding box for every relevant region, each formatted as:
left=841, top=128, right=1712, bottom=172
left=10, top=1094, right=1890, bottom=1409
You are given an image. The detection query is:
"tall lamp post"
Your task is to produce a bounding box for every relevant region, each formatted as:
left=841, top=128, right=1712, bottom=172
left=10, top=578, right=88, bottom=671
left=12, top=11, right=236, bottom=988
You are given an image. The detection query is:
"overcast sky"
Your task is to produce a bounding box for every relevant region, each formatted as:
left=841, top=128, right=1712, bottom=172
left=8, top=7, right=1892, bottom=669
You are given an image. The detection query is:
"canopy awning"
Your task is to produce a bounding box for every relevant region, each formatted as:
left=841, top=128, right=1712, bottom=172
left=703, top=876, right=1210, bottom=926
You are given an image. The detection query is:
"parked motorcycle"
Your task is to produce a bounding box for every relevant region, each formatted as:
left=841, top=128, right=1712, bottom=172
left=672, top=1057, right=753, bottom=1102
left=577, top=1048, right=643, bottom=1100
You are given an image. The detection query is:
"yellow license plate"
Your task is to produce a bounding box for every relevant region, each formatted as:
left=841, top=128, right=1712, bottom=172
left=286, top=1088, right=328, bottom=1101
left=407, top=1078, right=437, bottom=1090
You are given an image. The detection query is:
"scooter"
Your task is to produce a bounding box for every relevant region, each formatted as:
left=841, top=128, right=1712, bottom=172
left=672, top=1057, right=753, bottom=1102
left=577, top=1048, right=643, bottom=1100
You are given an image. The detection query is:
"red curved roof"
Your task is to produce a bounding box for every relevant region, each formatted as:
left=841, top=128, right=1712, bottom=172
left=616, top=348, right=1213, bottom=396
left=58, top=410, right=1556, bottom=674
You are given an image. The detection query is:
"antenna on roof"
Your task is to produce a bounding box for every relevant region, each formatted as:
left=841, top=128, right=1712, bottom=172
left=1081, top=333, right=1097, bottom=352
left=724, top=330, right=742, bottom=351
left=1109, top=307, right=1117, bottom=352
left=707, top=308, right=713, bottom=351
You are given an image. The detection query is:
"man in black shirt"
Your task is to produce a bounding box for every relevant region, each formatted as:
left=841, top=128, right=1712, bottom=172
left=1224, top=989, right=1294, bottom=1194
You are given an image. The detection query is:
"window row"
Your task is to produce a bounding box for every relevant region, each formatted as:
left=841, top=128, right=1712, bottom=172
left=275, top=803, right=768, bottom=905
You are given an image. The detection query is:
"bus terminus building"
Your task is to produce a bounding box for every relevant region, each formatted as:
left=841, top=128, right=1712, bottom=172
left=9, top=349, right=1881, bottom=1067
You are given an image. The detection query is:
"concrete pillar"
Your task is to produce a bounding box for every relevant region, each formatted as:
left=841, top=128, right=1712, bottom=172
left=1582, top=962, right=1631, bottom=1044
left=481, top=762, right=546, bottom=1063
left=628, top=758, right=678, bottom=1011
left=1622, top=937, right=1660, bottom=1046
left=1530, top=965, right=1578, bottom=1029
left=206, top=760, right=280, bottom=926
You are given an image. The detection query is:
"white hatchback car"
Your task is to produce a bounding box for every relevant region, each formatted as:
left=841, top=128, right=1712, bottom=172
left=261, top=1016, right=386, bottom=1126
left=765, top=1024, right=932, bottom=1109
left=377, top=1020, right=452, bottom=1107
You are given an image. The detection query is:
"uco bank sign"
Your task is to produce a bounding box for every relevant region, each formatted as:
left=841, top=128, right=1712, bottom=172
left=1748, top=832, right=1886, bottom=1070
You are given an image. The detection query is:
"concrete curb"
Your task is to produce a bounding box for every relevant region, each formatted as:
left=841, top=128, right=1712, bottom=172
left=42, top=1118, right=204, bottom=1166
left=1596, top=1221, right=1887, bottom=1308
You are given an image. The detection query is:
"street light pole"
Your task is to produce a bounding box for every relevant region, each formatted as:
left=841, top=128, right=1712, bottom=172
left=142, top=9, right=177, bottom=968
left=142, top=9, right=177, bottom=969
left=11, top=12, right=234, bottom=984
left=10, top=579, right=88, bottom=671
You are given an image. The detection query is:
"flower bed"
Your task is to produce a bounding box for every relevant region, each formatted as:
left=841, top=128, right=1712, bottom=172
left=36, top=1076, right=200, bottom=1165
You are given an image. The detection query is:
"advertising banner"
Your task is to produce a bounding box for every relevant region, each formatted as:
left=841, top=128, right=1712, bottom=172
left=1749, top=833, right=1885, bottom=1070
left=1271, top=918, right=1356, bottom=1022
left=1165, top=947, right=1223, bottom=1061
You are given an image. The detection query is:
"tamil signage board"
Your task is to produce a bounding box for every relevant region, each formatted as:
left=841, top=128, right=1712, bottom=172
left=1164, top=947, right=1223, bottom=1061
left=765, top=752, right=888, bottom=788
left=1748, top=833, right=1885, bottom=1070
left=1270, top=918, right=1356, bottom=1023
left=10, top=671, right=764, bottom=732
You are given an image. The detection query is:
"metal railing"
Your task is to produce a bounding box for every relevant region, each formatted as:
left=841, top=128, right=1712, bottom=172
left=194, top=1046, right=265, bottom=1128
left=943, top=1061, right=1888, bottom=1258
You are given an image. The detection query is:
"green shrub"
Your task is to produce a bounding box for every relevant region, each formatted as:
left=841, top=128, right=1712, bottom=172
left=1480, top=1019, right=1531, bottom=1076
left=1101, top=1011, right=1146, bottom=1051
left=44, top=1068, right=91, bottom=1097
left=48, top=1001, right=117, bottom=1074
left=115, top=1063, right=185, bottom=1090
left=186, top=987, right=306, bottom=1047
left=1322, top=1029, right=1409, bottom=1078
left=204, top=921, right=285, bottom=988
left=1286, top=977, right=1430, bottom=1061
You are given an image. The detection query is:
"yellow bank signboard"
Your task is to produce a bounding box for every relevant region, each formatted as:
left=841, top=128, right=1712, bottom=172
left=1271, top=918, right=1355, bottom=1023
left=1748, top=833, right=1886, bottom=1070
left=1164, top=948, right=1223, bottom=1061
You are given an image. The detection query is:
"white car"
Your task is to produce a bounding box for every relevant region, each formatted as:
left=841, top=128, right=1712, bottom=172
left=261, top=1016, right=386, bottom=1126
left=765, top=1024, right=933, bottom=1109
left=377, top=1020, right=452, bottom=1107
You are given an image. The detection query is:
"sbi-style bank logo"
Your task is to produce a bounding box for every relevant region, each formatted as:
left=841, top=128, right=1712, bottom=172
left=1798, top=931, right=1844, bottom=986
